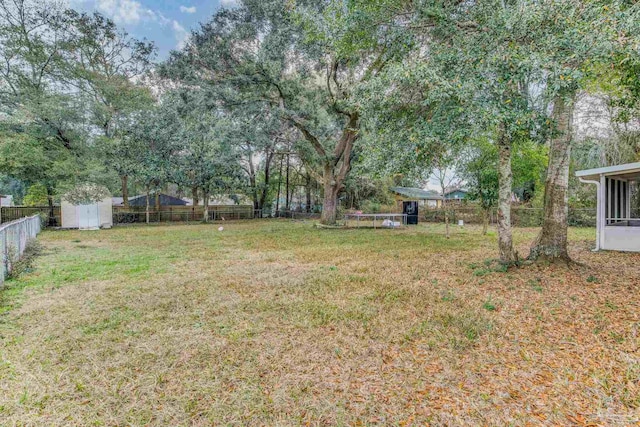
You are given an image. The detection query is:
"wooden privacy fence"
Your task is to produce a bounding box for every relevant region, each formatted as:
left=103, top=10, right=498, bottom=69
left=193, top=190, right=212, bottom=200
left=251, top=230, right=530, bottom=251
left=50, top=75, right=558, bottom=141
left=113, top=205, right=257, bottom=224
left=422, top=207, right=597, bottom=227
left=2, top=205, right=256, bottom=225
left=1, top=215, right=42, bottom=285
left=1, top=206, right=60, bottom=225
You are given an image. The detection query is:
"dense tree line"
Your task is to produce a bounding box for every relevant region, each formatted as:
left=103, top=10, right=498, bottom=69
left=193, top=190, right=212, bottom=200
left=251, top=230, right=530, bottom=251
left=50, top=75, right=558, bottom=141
left=1, top=0, right=639, bottom=263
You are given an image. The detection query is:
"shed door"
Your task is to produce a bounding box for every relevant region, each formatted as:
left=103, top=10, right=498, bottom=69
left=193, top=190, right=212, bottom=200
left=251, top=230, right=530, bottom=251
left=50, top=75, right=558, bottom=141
left=78, top=204, right=100, bottom=229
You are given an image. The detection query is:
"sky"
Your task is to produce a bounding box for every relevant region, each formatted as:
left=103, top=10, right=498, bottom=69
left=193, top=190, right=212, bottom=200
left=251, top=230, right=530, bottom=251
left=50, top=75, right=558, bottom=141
left=68, top=0, right=239, bottom=60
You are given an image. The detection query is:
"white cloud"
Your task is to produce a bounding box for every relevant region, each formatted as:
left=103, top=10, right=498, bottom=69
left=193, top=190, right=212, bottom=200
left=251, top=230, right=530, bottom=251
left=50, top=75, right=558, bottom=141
left=156, top=12, right=171, bottom=26
left=179, top=5, right=196, bottom=13
left=92, top=0, right=191, bottom=50
left=220, top=0, right=239, bottom=7
left=97, top=0, right=157, bottom=24
left=172, top=20, right=189, bottom=49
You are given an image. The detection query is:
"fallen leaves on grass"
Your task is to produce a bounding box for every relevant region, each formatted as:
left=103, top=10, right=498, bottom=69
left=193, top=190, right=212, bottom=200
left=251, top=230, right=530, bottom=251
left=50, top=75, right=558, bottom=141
left=0, top=222, right=639, bottom=426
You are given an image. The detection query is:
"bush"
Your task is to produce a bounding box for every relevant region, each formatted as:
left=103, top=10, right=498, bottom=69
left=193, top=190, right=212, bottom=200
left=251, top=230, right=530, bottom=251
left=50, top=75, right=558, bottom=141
left=359, top=200, right=381, bottom=213
left=23, top=183, right=48, bottom=206
left=6, top=240, right=43, bottom=280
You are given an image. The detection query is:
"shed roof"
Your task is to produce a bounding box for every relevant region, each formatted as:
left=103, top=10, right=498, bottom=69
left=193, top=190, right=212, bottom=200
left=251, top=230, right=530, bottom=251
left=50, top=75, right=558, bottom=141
left=390, top=187, right=444, bottom=200
left=576, top=162, right=640, bottom=181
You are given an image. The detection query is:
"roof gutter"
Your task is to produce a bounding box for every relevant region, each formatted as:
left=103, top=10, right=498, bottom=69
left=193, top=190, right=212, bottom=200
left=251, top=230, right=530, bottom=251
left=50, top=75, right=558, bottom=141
left=575, top=161, right=640, bottom=178
left=578, top=177, right=601, bottom=251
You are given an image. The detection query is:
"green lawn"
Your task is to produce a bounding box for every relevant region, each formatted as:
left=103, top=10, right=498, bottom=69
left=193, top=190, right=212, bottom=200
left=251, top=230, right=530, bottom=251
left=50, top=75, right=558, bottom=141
left=1, top=221, right=639, bottom=426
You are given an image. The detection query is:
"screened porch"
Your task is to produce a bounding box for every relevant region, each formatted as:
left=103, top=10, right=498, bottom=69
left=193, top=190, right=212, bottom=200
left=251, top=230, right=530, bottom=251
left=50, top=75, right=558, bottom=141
left=576, top=162, right=640, bottom=252
left=603, top=174, right=640, bottom=227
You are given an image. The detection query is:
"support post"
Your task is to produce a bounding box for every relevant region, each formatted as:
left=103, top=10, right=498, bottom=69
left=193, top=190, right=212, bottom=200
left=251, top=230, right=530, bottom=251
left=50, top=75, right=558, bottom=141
left=627, top=180, right=631, bottom=221
left=579, top=176, right=601, bottom=251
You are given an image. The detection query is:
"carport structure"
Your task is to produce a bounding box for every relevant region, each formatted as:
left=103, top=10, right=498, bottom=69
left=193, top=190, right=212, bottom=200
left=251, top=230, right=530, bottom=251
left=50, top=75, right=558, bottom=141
left=576, top=162, right=640, bottom=252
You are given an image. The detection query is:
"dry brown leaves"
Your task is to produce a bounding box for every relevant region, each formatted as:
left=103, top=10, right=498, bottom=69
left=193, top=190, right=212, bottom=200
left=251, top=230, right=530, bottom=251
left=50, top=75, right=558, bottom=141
left=0, top=222, right=639, bottom=426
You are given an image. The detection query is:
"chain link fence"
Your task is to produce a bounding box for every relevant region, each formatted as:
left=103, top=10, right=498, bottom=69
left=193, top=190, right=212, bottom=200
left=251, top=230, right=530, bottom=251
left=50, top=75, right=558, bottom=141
left=1, top=215, right=42, bottom=285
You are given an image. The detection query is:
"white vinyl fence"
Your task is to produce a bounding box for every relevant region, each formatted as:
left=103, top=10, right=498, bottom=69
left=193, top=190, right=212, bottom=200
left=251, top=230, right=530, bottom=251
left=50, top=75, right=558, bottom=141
left=1, top=215, right=42, bottom=285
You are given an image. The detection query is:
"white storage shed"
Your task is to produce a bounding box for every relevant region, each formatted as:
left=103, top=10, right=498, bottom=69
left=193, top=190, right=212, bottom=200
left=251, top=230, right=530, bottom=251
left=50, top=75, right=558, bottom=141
left=61, top=185, right=113, bottom=230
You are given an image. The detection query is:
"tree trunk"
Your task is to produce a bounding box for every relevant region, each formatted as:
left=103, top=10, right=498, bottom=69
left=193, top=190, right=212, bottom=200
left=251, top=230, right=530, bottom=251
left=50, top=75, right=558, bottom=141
left=248, top=153, right=259, bottom=211
left=319, top=157, right=352, bottom=226
left=291, top=113, right=358, bottom=225
left=444, top=199, right=450, bottom=239
left=497, top=123, right=517, bottom=264
left=121, top=175, right=129, bottom=208
left=482, top=208, right=489, bottom=236
left=192, top=187, right=199, bottom=206
left=203, top=191, right=210, bottom=222
left=258, top=150, right=274, bottom=216
left=46, top=185, right=56, bottom=226
left=275, top=155, right=284, bottom=217
left=529, top=95, right=575, bottom=262
left=305, top=172, right=312, bottom=213
left=250, top=176, right=259, bottom=211
left=321, top=173, right=340, bottom=225
left=155, top=192, right=160, bottom=211
left=285, top=153, right=291, bottom=211
left=145, top=187, right=150, bottom=224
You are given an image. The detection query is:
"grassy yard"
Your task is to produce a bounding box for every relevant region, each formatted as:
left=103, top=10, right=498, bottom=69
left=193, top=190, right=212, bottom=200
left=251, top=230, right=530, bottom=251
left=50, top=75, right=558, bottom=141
left=1, top=221, right=639, bottom=426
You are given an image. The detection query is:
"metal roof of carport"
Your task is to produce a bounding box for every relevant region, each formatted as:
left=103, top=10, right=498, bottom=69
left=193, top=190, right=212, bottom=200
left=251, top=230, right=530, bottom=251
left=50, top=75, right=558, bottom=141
left=575, top=162, right=640, bottom=181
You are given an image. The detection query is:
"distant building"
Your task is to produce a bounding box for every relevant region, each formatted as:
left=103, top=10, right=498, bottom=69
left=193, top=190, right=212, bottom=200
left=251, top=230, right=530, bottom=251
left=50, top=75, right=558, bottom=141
left=183, top=196, right=242, bottom=206
left=113, top=194, right=188, bottom=207
left=0, top=195, right=14, bottom=207
left=129, top=194, right=188, bottom=207
left=444, top=188, right=469, bottom=201
left=390, top=187, right=444, bottom=208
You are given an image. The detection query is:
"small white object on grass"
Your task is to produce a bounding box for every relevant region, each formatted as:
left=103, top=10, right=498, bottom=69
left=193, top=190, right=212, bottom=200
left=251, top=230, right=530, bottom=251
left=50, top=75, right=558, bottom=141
left=218, top=226, right=224, bottom=231
left=458, top=220, right=464, bottom=227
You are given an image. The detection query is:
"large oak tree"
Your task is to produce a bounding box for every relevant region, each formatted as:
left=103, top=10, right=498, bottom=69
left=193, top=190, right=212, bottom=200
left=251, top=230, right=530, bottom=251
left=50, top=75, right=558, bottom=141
left=161, top=0, right=409, bottom=224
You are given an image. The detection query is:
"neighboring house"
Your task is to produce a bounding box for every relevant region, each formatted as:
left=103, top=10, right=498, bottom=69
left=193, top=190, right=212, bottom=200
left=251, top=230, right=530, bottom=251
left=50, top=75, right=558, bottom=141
left=444, top=188, right=469, bottom=201
left=183, top=196, right=242, bottom=206
left=113, top=194, right=188, bottom=207
left=390, top=187, right=444, bottom=208
left=0, top=195, right=14, bottom=207
left=128, top=194, right=188, bottom=207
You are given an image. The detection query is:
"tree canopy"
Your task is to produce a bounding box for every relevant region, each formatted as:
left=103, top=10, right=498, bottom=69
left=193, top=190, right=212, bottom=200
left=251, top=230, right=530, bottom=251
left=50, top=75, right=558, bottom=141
left=0, top=0, right=639, bottom=261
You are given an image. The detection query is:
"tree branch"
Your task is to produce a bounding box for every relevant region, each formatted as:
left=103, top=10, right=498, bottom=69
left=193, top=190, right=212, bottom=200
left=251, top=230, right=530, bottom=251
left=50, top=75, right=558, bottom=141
left=288, top=117, right=327, bottom=158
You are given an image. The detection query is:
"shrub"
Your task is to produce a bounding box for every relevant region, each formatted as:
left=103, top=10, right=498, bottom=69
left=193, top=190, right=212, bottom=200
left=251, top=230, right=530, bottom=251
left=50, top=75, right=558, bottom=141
left=6, top=240, right=43, bottom=280
left=23, top=183, right=48, bottom=206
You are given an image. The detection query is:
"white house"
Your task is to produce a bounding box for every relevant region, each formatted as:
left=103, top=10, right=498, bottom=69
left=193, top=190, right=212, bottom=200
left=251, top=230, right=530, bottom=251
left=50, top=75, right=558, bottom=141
left=576, top=162, right=640, bottom=252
